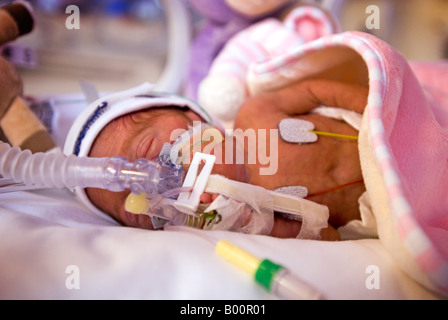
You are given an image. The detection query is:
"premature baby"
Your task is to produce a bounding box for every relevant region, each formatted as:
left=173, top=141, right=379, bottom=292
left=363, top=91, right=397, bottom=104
left=83, top=79, right=368, bottom=240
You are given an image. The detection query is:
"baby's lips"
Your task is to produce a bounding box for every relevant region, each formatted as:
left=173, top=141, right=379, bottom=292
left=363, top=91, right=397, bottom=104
left=200, top=193, right=213, bottom=204
left=200, top=193, right=220, bottom=204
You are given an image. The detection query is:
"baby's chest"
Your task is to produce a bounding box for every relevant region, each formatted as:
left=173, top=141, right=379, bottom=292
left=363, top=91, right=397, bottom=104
left=244, top=114, right=358, bottom=190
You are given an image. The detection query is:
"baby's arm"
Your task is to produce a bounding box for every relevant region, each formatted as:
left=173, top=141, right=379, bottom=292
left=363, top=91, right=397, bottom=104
left=233, top=79, right=368, bottom=239
left=199, top=192, right=340, bottom=240
left=236, top=79, right=368, bottom=124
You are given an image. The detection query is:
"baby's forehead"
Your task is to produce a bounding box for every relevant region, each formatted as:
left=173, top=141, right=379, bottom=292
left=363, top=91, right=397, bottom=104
left=98, top=105, right=190, bottom=146
left=121, top=105, right=189, bottom=120
left=109, top=106, right=176, bottom=128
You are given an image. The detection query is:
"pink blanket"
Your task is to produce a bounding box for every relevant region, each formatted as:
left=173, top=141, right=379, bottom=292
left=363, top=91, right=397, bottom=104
left=260, top=32, right=448, bottom=296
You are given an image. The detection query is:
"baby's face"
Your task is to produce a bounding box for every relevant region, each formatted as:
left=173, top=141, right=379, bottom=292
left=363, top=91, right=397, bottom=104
left=86, top=107, right=246, bottom=229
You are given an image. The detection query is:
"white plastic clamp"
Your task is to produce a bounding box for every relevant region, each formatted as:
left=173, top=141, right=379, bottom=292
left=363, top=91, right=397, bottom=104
left=174, top=152, right=216, bottom=214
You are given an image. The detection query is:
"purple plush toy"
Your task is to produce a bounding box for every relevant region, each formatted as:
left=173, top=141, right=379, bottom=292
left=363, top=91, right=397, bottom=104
left=185, top=0, right=291, bottom=100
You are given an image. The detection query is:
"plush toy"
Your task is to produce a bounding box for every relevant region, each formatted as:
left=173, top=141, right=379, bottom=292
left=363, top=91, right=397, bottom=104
left=185, top=0, right=295, bottom=100
left=0, top=1, right=55, bottom=153
left=192, top=2, right=340, bottom=122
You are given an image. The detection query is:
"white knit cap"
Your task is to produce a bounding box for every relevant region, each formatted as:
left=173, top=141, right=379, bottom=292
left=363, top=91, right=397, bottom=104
left=63, top=82, right=218, bottom=220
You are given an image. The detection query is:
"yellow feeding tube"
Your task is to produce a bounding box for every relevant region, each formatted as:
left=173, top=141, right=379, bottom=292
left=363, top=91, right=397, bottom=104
left=216, top=240, right=261, bottom=275
left=216, top=240, right=323, bottom=300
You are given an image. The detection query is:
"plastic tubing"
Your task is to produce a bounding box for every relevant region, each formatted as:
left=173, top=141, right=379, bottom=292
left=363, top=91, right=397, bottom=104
left=216, top=240, right=323, bottom=300
left=155, top=0, right=192, bottom=93
left=151, top=200, right=209, bottom=228
left=0, top=141, right=163, bottom=195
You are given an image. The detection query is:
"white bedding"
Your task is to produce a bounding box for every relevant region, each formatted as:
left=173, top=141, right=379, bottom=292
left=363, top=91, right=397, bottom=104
left=0, top=188, right=439, bottom=300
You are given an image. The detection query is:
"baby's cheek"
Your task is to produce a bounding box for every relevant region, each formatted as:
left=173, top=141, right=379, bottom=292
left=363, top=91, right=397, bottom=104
left=180, top=133, right=246, bottom=184
left=181, top=139, right=224, bottom=171
left=212, top=162, right=246, bottom=182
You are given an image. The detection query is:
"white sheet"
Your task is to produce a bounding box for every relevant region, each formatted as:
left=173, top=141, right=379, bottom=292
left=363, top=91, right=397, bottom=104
left=0, top=189, right=439, bottom=300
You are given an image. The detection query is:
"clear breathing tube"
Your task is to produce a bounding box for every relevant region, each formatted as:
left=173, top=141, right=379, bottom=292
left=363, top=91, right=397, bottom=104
left=0, top=141, right=185, bottom=200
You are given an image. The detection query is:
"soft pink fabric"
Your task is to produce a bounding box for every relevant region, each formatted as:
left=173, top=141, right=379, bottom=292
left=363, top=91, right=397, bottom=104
left=234, top=30, right=448, bottom=294
left=364, top=35, right=448, bottom=261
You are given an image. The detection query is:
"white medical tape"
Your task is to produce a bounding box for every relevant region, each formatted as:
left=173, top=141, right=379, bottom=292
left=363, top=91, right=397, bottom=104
left=311, top=105, right=362, bottom=131
left=205, top=175, right=329, bottom=239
